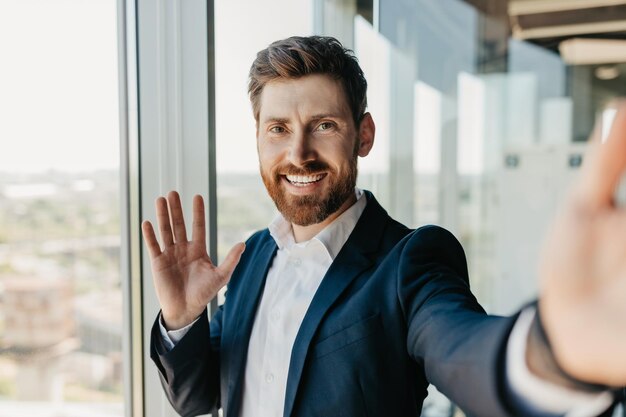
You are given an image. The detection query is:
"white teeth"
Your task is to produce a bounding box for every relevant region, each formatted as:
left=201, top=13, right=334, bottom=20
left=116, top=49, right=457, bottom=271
left=286, top=174, right=324, bottom=185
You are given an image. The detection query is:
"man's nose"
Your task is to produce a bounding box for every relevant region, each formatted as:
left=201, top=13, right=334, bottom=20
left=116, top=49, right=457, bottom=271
left=287, top=131, right=317, bottom=166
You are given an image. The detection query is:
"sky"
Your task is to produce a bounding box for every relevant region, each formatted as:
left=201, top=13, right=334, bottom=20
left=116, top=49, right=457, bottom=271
left=0, top=0, right=120, bottom=173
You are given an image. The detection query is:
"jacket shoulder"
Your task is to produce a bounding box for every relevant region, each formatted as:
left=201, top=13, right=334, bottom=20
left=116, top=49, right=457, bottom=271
left=397, top=225, right=469, bottom=285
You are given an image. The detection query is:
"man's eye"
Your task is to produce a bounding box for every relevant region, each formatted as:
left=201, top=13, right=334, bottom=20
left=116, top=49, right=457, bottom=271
left=316, top=122, right=334, bottom=131
left=269, top=126, right=285, bottom=133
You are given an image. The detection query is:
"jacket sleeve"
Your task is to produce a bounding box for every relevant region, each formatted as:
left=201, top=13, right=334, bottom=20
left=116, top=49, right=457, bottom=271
left=396, top=225, right=525, bottom=417
left=150, top=305, right=223, bottom=417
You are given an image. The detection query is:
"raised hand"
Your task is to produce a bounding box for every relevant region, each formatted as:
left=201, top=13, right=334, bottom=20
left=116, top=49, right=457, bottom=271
left=539, top=102, right=626, bottom=386
left=142, top=191, right=245, bottom=330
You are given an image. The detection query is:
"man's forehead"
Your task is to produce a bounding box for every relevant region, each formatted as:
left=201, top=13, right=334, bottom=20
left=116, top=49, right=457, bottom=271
left=258, top=74, right=351, bottom=122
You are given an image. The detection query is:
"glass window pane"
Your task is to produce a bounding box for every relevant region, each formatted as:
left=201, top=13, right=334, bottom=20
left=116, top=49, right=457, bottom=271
left=0, top=1, right=124, bottom=415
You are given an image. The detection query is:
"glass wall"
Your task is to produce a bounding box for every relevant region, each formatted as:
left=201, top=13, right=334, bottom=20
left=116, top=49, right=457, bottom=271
left=357, top=0, right=626, bottom=315
left=0, top=1, right=124, bottom=416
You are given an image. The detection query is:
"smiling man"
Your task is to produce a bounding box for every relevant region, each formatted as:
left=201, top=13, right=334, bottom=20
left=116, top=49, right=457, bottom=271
left=255, top=72, right=372, bottom=240
left=144, top=36, right=626, bottom=417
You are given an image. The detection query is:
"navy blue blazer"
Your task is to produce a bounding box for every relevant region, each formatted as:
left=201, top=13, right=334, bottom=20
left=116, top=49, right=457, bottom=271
left=151, top=191, right=524, bottom=417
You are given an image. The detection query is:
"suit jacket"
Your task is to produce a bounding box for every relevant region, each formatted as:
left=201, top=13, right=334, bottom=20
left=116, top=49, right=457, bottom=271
left=151, top=191, right=542, bottom=417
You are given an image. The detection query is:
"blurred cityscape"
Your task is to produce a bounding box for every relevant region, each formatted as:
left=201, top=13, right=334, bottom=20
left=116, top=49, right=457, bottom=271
left=0, top=169, right=123, bottom=417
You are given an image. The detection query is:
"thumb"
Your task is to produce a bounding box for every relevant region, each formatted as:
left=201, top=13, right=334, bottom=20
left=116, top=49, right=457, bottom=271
left=216, top=242, right=246, bottom=281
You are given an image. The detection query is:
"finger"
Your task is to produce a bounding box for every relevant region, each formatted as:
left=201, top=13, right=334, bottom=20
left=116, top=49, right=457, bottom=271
left=155, top=196, right=174, bottom=247
left=167, top=190, right=188, bottom=243
left=216, top=242, right=246, bottom=281
left=577, top=103, right=626, bottom=209
left=141, top=220, right=162, bottom=259
left=191, top=195, right=206, bottom=245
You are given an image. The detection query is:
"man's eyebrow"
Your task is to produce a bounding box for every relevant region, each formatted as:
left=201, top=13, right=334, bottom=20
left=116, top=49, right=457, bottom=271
left=261, top=117, right=289, bottom=124
left=261, top=114, right=343, bottom=124
left=309, top=113, right=341, bottom=120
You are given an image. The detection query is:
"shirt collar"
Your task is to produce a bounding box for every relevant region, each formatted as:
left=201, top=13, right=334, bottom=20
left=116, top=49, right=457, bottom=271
left=268, top=188, right=367, bottom=260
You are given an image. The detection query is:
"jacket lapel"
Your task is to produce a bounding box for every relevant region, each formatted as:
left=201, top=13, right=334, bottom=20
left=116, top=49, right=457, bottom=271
left=226, top=236, right=278, bottom=416
left=282, top=192, right=390, bottom=417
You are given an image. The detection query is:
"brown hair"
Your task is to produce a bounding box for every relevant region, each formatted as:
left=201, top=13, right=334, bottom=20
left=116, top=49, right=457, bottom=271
left=248, top=36, right=368, bottom=126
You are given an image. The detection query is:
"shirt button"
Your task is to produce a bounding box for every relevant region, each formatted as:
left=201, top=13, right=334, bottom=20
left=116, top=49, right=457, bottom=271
left=265, top=373, right=274, bottom=383
left=271, top=309, right=281, bottom=322
left=291, top=258, right=301, bottom=266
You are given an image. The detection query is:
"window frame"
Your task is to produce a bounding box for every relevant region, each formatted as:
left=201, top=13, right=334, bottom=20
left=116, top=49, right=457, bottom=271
left=117, top=0, right=143, bottom=415
left=121, top=0, right=218, bottom=415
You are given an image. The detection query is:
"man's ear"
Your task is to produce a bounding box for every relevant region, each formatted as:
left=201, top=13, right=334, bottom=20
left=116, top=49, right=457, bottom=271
left=357, top=112, right=375, bottom=157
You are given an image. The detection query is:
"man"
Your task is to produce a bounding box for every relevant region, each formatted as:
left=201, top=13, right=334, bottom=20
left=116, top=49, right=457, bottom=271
left=143, top=36, right=626, bottom=417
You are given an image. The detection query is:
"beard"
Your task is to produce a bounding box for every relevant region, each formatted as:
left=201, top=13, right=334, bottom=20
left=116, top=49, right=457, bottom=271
left=260, top=157, right=358, bottom=226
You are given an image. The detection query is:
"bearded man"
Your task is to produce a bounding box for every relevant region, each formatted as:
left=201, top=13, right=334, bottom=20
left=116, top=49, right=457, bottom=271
left=143, top=36, right=626, bottom=417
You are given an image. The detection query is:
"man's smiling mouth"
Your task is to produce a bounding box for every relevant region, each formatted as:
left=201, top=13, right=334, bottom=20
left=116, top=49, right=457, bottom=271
left=284, top=173, right=327, bottom=187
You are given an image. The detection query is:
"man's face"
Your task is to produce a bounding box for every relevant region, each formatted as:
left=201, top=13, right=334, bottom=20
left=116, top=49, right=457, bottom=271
left=256, top=74, right=362, bottom=226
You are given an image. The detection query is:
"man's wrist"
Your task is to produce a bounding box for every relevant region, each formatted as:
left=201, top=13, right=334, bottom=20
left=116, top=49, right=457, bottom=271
left=526, top=306, right=610, bottom=394
left=161, top=310, right=203, bottom=331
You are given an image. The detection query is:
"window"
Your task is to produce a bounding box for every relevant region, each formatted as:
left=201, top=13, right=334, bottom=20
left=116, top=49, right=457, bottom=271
left=0, top=1, right=124, bottom=415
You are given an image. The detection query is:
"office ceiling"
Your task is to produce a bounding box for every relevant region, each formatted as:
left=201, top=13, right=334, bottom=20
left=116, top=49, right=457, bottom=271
left=464, top=0, right=626, bottom=54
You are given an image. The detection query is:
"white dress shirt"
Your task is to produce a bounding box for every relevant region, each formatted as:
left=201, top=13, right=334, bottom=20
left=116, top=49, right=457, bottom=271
left=239, top=189, right=366, bottom=417
left=159, top=188, right=610, bottom=417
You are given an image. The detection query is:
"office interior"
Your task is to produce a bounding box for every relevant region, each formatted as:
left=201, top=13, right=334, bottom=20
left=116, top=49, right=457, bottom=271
left=1, top=0, right=626, bottom=416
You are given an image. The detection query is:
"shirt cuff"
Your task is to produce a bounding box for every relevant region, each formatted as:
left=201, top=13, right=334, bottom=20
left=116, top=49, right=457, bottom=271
left=506, top=307, right=613, bottom=417
left=158, top=312, right=199, bottom=352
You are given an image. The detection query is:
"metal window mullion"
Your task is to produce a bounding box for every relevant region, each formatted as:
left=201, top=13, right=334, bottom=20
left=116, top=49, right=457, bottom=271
left=206, top=0, right=218, bottom=292
left=117, top=0, right=144, bottom=415
left=137, top=0, right=212, bottom=415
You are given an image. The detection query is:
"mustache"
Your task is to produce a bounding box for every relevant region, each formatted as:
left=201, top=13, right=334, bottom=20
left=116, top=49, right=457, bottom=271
left=274, top=161, right=330, bottom=177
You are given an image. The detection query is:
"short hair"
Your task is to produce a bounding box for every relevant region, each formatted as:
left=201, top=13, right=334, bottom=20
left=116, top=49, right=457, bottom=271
left=248, top=36, right=368, bottom=126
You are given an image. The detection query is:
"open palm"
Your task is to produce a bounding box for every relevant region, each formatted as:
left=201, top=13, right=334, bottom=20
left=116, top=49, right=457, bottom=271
left=539, top=103, right=626, bottom=386
left=142, top=191, right=245, bottom=330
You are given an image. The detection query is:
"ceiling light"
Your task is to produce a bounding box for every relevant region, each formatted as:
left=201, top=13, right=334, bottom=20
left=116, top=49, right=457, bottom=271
left=595, top=65, right=620, bottom=80
left=559, top=38, right=626, bottom=65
